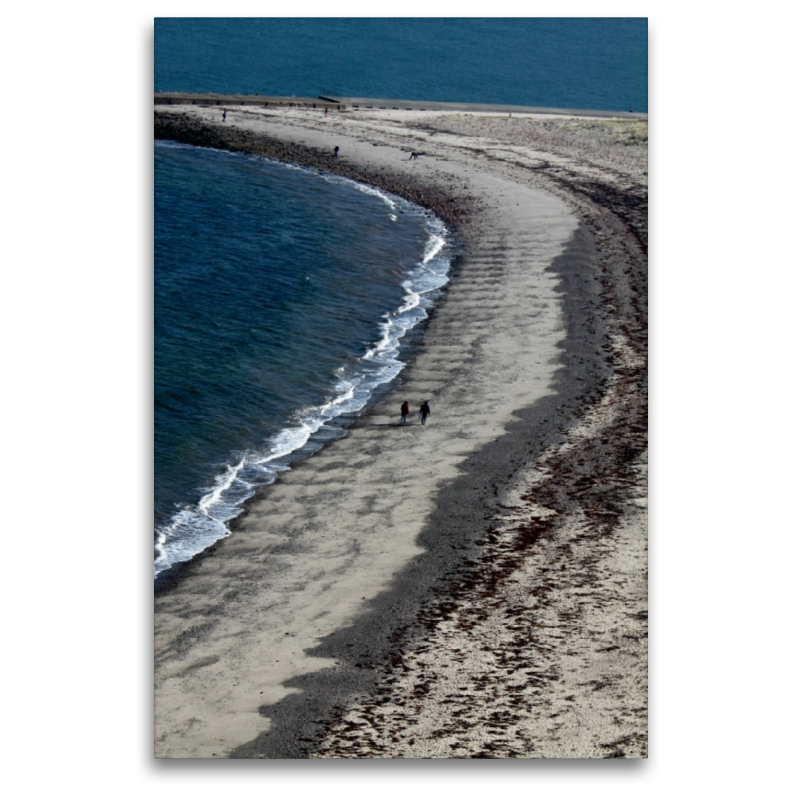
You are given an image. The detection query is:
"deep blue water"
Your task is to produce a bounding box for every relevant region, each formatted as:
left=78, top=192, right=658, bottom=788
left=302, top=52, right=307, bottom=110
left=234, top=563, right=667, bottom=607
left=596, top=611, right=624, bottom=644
left=154, top=18, right=648, bottom=113
left=154, top=141, right=451, bottom=576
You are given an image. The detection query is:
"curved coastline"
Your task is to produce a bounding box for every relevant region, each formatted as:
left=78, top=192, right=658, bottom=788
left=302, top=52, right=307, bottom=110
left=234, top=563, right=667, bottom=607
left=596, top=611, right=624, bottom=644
left=154, top=144, right=457, bottom=585
left=154, top=104, right=647, bottom=758
left=152, top=123, right=470, bottom=593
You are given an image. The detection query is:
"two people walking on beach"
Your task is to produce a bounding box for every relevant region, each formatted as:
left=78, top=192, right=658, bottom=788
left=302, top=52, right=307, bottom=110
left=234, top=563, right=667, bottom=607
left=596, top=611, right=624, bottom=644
left=399, top=400, right=430, bottom=425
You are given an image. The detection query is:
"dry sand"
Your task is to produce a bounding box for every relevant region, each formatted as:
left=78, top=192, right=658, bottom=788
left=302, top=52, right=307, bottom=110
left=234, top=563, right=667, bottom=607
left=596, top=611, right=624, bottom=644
left=154, top=102, right=648, bottom=759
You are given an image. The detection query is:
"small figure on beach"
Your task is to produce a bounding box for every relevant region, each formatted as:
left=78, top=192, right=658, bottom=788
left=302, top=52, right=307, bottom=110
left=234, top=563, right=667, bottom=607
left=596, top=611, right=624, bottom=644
left=325, top=108, right=328, bottom=117
left=223, top=110, right=227, bottom=122
left=333, top=145, right=339, bottom=158
left=409, top=151, right=420, bottom=160
left=419, top=401, right=431, bottom=425
left=400, top=401, right=410, bottom=425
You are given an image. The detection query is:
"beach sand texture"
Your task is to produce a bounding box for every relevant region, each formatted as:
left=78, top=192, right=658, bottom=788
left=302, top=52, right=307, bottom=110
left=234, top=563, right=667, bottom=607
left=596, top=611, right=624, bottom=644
left=154, top=103, right=648, bottom=758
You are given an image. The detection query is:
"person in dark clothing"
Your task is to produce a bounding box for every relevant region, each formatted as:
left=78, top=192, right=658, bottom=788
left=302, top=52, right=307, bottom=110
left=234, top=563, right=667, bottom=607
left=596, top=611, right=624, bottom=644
left=333, top=145, right=339, bottom=158
left=400, top=401, right=410, bottom=425
left=419, top=401, right=431, bottom=425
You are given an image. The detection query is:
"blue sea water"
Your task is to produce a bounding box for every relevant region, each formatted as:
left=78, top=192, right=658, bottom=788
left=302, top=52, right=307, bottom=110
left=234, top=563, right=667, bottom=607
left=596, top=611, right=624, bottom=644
left=154, top=18, right=648, bottom=113
left=154, top=142, right=451, bottom=576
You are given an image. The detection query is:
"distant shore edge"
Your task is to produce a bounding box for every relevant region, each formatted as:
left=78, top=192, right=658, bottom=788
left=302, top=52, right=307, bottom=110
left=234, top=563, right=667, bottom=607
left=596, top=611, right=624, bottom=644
left=155, top=91, right=647, bottom=119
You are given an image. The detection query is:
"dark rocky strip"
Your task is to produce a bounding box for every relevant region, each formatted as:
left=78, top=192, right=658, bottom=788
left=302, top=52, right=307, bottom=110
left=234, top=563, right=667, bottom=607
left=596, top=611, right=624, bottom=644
left=155, top=111, right=473, bottom=228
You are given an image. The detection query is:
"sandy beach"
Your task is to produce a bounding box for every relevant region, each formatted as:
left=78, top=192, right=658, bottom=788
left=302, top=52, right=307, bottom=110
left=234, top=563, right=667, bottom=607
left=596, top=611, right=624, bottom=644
left=154, top=100, right=648, bottom=758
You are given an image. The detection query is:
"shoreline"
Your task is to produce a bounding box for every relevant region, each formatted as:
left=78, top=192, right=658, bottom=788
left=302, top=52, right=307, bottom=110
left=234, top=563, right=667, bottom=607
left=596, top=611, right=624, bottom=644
left=155, top=91, right=648, bottom=119
left=154, top=105, right=647, bottom=758
left=153, top=153, right=461, bottom=589
left=152, top=127, right=470, bottom=594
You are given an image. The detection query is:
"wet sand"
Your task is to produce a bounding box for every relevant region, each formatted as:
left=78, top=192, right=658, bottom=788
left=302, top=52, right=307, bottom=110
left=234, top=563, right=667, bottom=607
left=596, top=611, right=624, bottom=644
left=154, top=102, right=648, bottom=758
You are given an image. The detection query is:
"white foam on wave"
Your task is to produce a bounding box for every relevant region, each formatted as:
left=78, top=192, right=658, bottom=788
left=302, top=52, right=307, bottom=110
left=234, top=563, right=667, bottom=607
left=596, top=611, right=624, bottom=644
left=154, top=506, right=231, bottom=577
left=349, top=182, right=397, bottom=210
left=198, top=454, right=247, bottom=512
left=422, top=230, right=446, bottom=265
left=155, top=175, right=454, bottom=580
left=321, top=172, right=404, bottom=220
left=363, top=314, right=392, bottom=359
left=398, top=288, right=421, bottom=315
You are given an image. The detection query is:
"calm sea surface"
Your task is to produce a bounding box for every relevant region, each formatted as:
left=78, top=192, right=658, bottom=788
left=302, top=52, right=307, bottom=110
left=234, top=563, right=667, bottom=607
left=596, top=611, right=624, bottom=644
left=155, top=18, right=647, bottom=113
